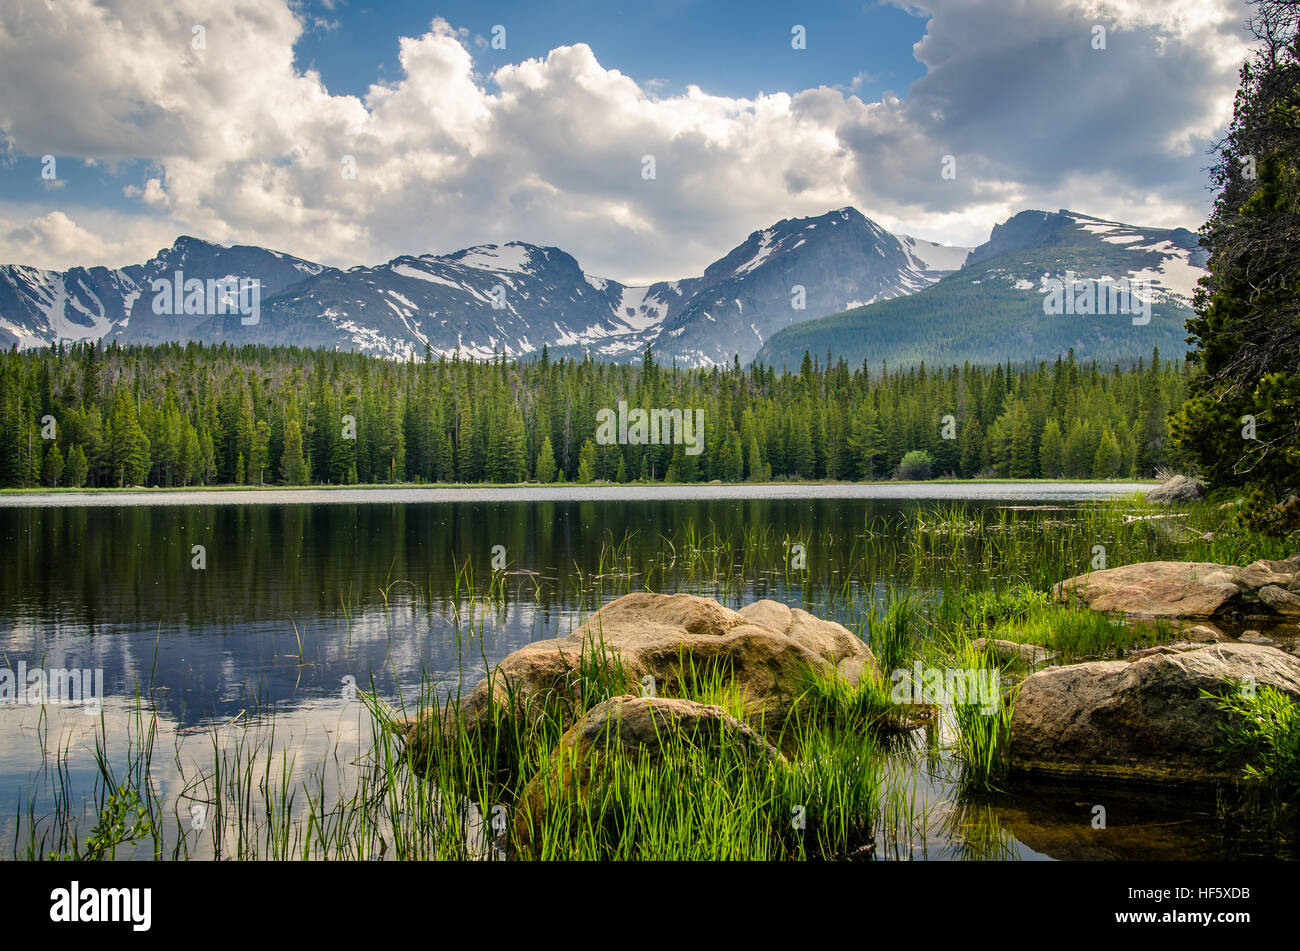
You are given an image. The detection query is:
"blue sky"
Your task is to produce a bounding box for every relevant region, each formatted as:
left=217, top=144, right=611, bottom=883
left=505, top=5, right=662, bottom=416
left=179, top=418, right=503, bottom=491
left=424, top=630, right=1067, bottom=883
left=0, top=0, right=1259, bottom=282
left=291, top=1, right=929, bottom=102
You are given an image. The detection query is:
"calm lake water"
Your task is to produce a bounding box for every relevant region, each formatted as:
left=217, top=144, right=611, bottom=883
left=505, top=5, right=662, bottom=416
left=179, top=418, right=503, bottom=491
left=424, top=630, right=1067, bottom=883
left=0, top=483, right=1284, bottom=860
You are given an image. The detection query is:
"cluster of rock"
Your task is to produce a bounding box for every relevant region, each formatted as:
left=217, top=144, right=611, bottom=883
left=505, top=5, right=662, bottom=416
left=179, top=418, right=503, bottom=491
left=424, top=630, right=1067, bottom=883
left=398, top=592, right=880, bottom=852
left=401, top=567, right=1300, bottom=839
left=1019, top=555, right=1300, bottom=783
left=401, top=591, right=877, bottom=760
left=1053, top=555, right=1300, bottom=618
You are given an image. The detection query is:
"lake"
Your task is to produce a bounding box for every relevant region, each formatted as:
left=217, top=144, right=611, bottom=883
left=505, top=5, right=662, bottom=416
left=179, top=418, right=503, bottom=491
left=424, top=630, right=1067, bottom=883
left=1, top=482, right=1287, bottom=860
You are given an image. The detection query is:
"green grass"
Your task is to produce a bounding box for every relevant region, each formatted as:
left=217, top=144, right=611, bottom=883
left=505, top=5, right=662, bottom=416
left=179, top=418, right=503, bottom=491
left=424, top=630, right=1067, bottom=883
left=866, top=588, right=927, bottom=675
left=1211, top=681, right=1300, bottom=802
left=981, top=603, right=1163, bottom=661
left=947, top=642, right=1016, bottom=790
left=791, top=663, right=925, bottom=738
left=516, top=717, right=881, bottom=860
left=952, top=584, right=1053, bottom=628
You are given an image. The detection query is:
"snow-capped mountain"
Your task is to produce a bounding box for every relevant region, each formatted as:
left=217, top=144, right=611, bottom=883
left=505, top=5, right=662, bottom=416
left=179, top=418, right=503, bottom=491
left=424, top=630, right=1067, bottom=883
left=0, top=207, right=972, bottom=364
left=965, top=209, right=1207, bottom=305
left=757, top=209, right=1209, bottom=370
left=181, top=206, right=969, bottom=364
left=631, top=207, right=971, bottom=365
left=0, top=263, right=140, bottom=349
left=0, top=237, right=328, bottom=350
left=218, top=241, right=707, bottom=361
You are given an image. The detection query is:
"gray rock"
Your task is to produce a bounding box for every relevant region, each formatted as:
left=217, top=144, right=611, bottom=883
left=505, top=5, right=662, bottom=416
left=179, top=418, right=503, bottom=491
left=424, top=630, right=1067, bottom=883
left=1145, top=475, right=1205, bottom=504
left=1258, top=584, right=1300, bottom=616
left=1010, top=643, right=1300, bottom=783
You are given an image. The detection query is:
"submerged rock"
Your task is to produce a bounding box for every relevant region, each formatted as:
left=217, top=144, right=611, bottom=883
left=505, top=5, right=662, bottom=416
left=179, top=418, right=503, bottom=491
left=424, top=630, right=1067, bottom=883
left=1145, top=475, right=1205, bottom=504
left=993, top=780, right=1233, bottom=860
left=402, top=592, right=878, bottom=756
left=1053, top=554, right=1300, bottom=618
left=969, top=637, right=1052, bottom=666
left=1010, top=642, right=1300, bottom=784
left=1184, top=624, right=1225, bottom=643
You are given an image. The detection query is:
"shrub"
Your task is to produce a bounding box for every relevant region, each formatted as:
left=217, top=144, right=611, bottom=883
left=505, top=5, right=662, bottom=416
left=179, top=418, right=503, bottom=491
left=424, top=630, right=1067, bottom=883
left=895, top=449, right=935, bottom=481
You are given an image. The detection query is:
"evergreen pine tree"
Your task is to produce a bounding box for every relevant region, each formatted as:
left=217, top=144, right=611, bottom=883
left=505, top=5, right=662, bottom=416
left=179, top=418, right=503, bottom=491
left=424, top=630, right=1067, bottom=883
left=42, top=442, right=64, bottom=487
left=577, top=439, right=597, bottom=483
left=536, top=435, right=557, bottom=483
left=65, top=443, right=88, bottom=488
left=279, top=417, right=309, bottom=485
left=1039, top=418, right=1066, bottom=478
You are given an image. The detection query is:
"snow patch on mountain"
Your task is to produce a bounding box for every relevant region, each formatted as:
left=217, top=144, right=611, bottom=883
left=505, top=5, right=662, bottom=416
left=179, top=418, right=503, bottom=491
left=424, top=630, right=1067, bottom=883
left=455, top=243, right=532, bottom=272
left=898, top=235, right=973, bottom=273
left=1065, top=213, right=1204, bottom=304
left=391, top=263, right=462, bottom=289
left=1128, top=253, right=1203, bottom=301
left=734, top=230, right=776, bottom=275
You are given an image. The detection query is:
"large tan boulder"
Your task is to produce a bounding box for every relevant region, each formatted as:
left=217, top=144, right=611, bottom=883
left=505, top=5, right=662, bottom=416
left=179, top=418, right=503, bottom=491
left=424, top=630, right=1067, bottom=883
left=1053, top=555, right=1300, bottom=618
left=1010, top=642, right=1300, bottom=783
left=403, top=592, right=878, bottom=757
left=1053, top=561, right=1243, bottom=617
left=512, top=693, right=783, bottom=852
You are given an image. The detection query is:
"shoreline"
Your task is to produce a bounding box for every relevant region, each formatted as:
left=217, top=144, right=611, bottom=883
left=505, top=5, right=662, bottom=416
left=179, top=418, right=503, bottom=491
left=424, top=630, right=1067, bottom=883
left=0, top=480, right=1153, bottom=507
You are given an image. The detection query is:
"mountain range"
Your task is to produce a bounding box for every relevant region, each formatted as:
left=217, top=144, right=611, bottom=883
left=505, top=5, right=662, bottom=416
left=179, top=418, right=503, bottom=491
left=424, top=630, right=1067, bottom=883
left=0, top=206, right=1206, bottom=368
left=756, top=209, right=1207, bottom=369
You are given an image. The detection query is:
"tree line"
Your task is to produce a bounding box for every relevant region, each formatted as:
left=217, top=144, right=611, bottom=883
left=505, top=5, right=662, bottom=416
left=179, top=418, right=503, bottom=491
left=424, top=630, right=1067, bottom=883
left=0, top=339, right=1186, bottom=489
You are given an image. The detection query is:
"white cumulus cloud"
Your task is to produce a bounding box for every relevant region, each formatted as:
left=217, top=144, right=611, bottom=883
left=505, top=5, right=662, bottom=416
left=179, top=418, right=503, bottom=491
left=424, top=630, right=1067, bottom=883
left=0, top=0, right=1256, bottom=280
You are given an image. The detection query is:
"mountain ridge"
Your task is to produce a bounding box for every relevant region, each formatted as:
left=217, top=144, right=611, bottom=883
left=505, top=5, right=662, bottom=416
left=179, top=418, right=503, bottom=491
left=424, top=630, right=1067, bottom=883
left=755, top=208, right=1207, bottom=370
left=1, top=206, right=1203, bottom=369
left=0, top=207, right=970, bottom=363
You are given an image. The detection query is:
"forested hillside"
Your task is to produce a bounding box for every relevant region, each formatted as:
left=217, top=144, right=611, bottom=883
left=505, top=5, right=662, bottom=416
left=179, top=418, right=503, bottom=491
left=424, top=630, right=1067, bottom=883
left=0, top=342, right=1185, bottom=488
left=757, top=210, right=1203, bottom=371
